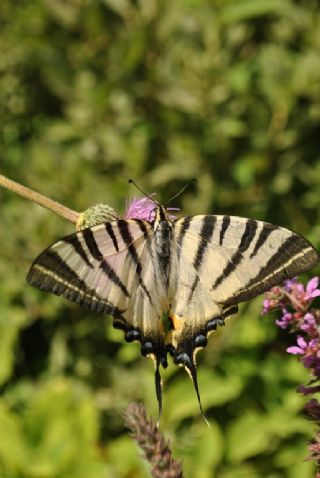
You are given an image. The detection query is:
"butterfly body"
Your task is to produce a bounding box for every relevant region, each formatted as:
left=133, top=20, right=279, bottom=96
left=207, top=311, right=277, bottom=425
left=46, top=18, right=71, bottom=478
left=27, top=202, right=320, bottom=418
left=153, top=206, right=172, bottom=289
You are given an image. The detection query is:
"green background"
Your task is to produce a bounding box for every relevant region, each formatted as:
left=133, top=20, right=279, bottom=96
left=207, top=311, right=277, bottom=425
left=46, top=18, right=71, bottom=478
left=1, top=0, right=320, bottom=476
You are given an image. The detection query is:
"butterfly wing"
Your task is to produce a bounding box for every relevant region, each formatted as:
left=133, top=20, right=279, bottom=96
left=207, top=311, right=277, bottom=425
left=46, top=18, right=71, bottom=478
left=166, top=214, right=319, bottom=416
left=168, top=214, right=319, bottom=360
left=27, top=219, right=167, bottom=361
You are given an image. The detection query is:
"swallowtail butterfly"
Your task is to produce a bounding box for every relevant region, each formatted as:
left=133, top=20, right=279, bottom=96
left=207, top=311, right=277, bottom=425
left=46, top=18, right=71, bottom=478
left=27, top=195, right=320, bottom=420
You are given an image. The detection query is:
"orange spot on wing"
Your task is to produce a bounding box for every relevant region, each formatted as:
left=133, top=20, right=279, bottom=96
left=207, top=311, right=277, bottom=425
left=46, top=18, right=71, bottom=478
left=170, top=314, right=184, bottom=331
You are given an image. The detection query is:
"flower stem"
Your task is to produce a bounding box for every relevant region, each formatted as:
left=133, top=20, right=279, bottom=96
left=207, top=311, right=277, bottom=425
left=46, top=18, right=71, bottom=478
left=0, top=174, right=79, bottom=224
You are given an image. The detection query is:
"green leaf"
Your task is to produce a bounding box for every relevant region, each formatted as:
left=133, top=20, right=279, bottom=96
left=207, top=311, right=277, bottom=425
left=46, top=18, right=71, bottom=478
left=226, top=411, right=272, bottom=462
left=164, top=368, right=243, bottom=423
left=177, top=422, right=224, bottom=477
left=220, top=0, right=291, bottom=23
left=0, top=401, right=30, bottom=473
left=0, top=307, right=26, bottom=385
left=106, top=436, right=150, bottom=478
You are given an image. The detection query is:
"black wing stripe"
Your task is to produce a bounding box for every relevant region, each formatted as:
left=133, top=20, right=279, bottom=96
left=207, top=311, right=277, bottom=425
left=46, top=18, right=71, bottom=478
left=28, top=250, right=87, bottom=291
left=117, top=219, right=153, bottom=303
left=245, top=235, right=313, bottom=289
left=213, top=219, right=258, bottom=289
left=105, top=222, right=119, bottom=252
left=27, top=251, right=126, bottom=316
left=135, top=219, right=155, bottom=264
left=63, top=234, right=93, bottom=268
left=238, top=219, right=258, bottom=251
left=82, top=228, right=104, bottom=260
left=188, top=216, right=217, bottom=302
left=250, top=224, right=276, bottom=258
left=193, top=216, right=217, bottom=270
left=99, top=260, right=130, bottom=297
left=219, top=216, right=231, bottom=245
left=82, top=227, right=130, bottom=297
left=134, top=220, right=150, bottom=240
left=176, top=216, right=192, bottom=259
left=225, top=235, right=319, bottom=305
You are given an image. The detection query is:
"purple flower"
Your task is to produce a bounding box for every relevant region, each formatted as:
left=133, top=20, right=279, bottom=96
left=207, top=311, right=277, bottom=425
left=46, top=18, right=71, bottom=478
left=300, top=312, right=317, bottom=333
left=261, top=287, right=283, bottom=314
left=125, top=195, right=179, bottom=221
left=287, top=336, right=308, bottom=355
left=125, top=195, right=157, bottom=221
left=288, top=336, right=320, bottom=376
left=262, top=298, right=271, bottom=314
left=305, top=277, right=320, bottom=301
left=284, top=278, right=298, bottom=292
left=275, top=309, right=293, bottom=329
left=287, top=276, right=320, bottom=310
left=299, top=385, right=320, bottom=396
left=308, top=430, right=320, bottom=462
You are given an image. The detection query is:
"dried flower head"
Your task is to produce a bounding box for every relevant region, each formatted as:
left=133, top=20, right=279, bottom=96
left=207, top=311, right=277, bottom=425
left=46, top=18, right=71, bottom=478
left=123, top=402, right=183, bottom=478
left=77, top=204, right=119, bottom=230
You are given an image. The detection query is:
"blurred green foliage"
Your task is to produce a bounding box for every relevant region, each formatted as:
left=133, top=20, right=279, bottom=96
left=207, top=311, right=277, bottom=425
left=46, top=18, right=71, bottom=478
left=1, top=0, right=320, bottom=476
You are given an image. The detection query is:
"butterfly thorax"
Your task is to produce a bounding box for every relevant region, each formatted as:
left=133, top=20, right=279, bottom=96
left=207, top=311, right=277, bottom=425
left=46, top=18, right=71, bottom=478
left=153, top=205, right=173, bottom=286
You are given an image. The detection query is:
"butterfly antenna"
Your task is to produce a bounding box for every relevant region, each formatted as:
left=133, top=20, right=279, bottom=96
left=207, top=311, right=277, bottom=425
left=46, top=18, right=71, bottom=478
left=165, top=178, right=197, bottom=206
left=154, top=361, right=163, bottom=427
left=128, top=179, right=160, bottom=206
left=184, top=359, right=210, bottom=428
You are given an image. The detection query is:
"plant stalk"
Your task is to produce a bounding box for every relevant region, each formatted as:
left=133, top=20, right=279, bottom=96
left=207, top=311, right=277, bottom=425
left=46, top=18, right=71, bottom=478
left=0, top=174, right=79, bottom=224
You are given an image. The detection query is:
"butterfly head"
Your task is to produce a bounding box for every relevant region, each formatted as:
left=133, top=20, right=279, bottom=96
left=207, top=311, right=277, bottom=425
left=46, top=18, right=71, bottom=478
left=153, top=204, right=173, bottom=227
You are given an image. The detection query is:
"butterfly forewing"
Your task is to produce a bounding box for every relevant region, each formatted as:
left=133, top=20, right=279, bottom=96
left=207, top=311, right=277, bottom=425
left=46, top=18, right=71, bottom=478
left=168, top=214, right=320, bottom=356
left=27, top=219, right=168, bottom=355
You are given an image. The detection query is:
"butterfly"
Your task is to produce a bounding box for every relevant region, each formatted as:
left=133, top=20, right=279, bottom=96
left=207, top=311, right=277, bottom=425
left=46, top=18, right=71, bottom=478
left=27, top=194, right=320, bottom=420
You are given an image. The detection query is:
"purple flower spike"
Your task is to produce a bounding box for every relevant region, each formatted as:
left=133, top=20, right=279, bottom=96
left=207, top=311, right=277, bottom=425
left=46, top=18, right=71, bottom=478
left=262, top=276, right=320, bottom=471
